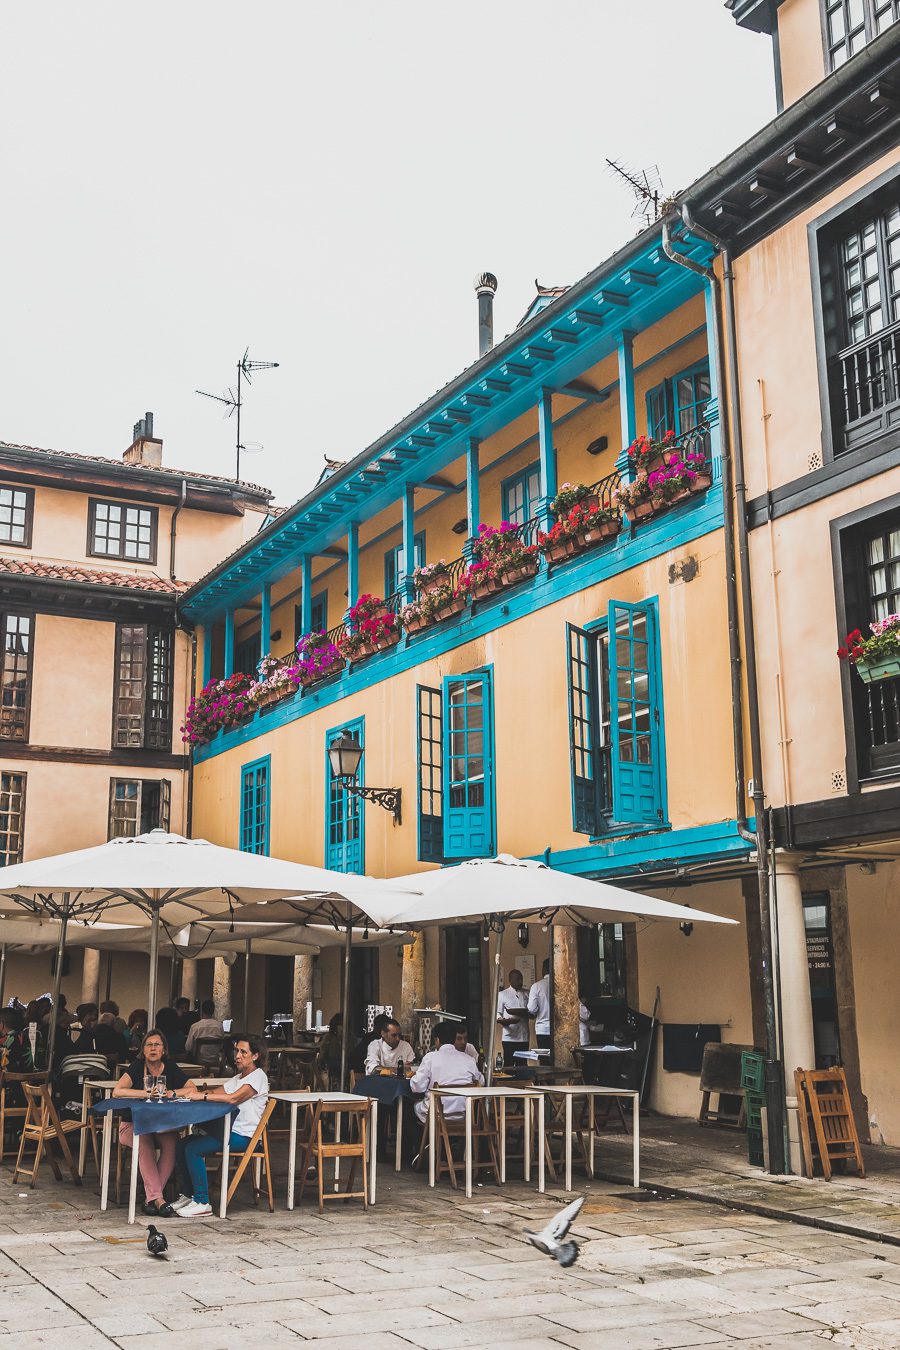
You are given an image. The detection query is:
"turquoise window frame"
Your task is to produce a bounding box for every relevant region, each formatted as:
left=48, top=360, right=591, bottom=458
left=646, top=359, right=711, bottom=441
left=239, top=755, right=270, bottom=855
left=384, top=531, right=425, bottom=599
left=310, top=592, right=328, bottom=634
left=441, top=667, right=495, bottom=859
left=568, top=598, right=668, bottom=836
left=501, top=461, right=541, bottom=526
left=325, top=716, right=365, bottom=874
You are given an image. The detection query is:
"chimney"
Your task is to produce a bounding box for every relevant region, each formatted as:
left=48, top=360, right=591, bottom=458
left=123, top=411, right=163, bottom=467
left=475, top=272, right=498, bottom=358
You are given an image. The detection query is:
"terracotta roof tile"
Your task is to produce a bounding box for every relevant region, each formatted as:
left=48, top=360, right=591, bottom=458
left=0, top=556, right=186, bottom=595
left=0, top=440, right=271, bottom=498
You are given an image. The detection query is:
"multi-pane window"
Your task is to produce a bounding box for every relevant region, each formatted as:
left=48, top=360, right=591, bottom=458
left=416, top=685, right=444, bottom=863
left=384, top=532, right=425, bottom=598
left=0, top=613, right=32, bottom=742
left=443, top=672, right=494, bottom=859
left=295, top=593, right=328, bottom=642
left=0, top=771, right=26, bottom=865
left=89, top=500, right=156, bottom=563
left=240, top=757, right=270, bottom=855
left=502, top=463, right=541, bottom=526
left=566, top=602, right=666, bottom=835
left=234, top=631, right=261, bottom=676
left=840, top=205, right=900, bottom=345
left=0, top=487, right=33, bottom=547
left=824, top=0, right=899, bottom=70
left=845, top=515, right=900, bottom=777
left=647, top=362, right=711, bottom=452
left=326, top=720, right=364, bottom=872
left=113, top=624, right=174, bottom=749
left=108, top=779, right=171, bottom=839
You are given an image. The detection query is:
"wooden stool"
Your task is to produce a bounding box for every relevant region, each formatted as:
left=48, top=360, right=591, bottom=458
left=298, top=1100, right=370, bottom=1212
left=12, top=1082, right=85, bottom=1187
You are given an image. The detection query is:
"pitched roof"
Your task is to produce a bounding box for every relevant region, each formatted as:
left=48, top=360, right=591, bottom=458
left=0, top=556, right=186, bottom=595
left=0, top=440, right=271, bottom=499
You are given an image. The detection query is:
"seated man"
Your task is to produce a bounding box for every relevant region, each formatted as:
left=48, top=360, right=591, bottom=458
left=185, top=999, right=225, bottom=1065
left=0, top=1007, right=33, bottom=1074
left=365, top=1018, right=414, bottom=1075
left=410, top=1020, right=483, bottom=1125
left=349, top=1013, right=389, bottom=1076
left=453, top=1026, right=479, bottom=1063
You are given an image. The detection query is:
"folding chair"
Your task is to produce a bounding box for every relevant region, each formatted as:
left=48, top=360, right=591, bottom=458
left=0, top=1071, right=48, bottom=1163
left=208, top=1098, right=277, bottom=1214
left=298, top=1099, right=370, bottom=1212
left=417, top=1096, right=501, bottom=1190
left=12, top=1082, right=85, bottom=1187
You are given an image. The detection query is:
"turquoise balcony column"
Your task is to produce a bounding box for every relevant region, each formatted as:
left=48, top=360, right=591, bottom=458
left=260, top=583, right=271, bottom=656
left=202, top=623, right=212, bottom=686
left=464, top=437, right=480, bottom=560
left=615, top=329, right=637, bottom=484
left=301, top=554, right=313, bottom=634
left=224, top=609, right=234, bottom=678
left=703, top=281, right=723, bottom=484
left=537, top=387, right=557, bottom=534
left=346, top=521, right=359, bottom=622
left=400, top=483, right=417, bottom=602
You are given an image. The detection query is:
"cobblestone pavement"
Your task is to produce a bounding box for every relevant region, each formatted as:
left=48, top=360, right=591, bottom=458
left=4, top=1159, right=900, bottom=1348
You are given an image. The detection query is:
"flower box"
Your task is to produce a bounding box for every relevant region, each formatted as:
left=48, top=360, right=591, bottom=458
left=581, top=517, right=622, bottom=546
left=255, top=687, right=292, bottom=710
left=499, top=558, right=539, bottom=587
left=298, top=661, right=343, bottom=688
left=435, top=595, right=467, bottom=622
left=468, top=574, right=508, bottom=602
left=856, top=656, right=900, bottom=684
left=544, top=539, right=578, bottom=563
left=345, top=629, right=401, bottom=664
left=623, top=498, right=657, bottom=524
left=404, top=612, right=433, bottom=634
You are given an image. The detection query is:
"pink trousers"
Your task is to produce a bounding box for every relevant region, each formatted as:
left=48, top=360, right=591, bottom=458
left=118, top=1122, right=177, bottom=1204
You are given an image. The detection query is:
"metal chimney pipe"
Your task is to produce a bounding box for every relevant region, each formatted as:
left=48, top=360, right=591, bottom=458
left=475, top=272, right=498, bottom=358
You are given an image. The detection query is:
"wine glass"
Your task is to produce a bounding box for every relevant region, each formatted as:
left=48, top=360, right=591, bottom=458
left=143, top=1070, right=154, bottom=1100
left=155, top=1074, right=167, bottom=1101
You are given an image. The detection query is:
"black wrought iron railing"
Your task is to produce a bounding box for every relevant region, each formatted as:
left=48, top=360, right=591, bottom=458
left=864, top=674, right=900, bottom=775
left=836, top=320, right=900, bottom=430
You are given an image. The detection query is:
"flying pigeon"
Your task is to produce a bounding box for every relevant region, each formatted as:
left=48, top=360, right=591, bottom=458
left=146, top=1224, right=168, bottom=1258
left=523, top=1195, right=585, bottom=1268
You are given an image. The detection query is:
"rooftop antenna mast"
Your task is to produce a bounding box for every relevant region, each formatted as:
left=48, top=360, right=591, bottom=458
left=605, top=159, right=666, bottom=226
left=196, top=347, right=280, bottom=479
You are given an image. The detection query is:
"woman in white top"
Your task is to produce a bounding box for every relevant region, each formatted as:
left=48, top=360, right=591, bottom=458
left=172, top=1036, right=269, bottom=1218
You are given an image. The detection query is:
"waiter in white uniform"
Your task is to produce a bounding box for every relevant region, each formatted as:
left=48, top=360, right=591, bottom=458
left=496, top=968, right=530, bottom=1066
left=527, top=958, right=552, bottom=1053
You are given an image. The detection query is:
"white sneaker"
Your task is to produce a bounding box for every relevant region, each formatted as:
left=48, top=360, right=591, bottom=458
left=178, top=1200, right=213, bottom=1218
left=169, top=1194, right=193, bottom=1212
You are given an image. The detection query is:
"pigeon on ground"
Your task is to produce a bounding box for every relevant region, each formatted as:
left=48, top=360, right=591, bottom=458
left=146, top=1224, right=168, bottom=1258
left=523, top=1195, right=585, bottom=1268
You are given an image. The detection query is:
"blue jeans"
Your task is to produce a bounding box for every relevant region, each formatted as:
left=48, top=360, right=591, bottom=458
left=176, top=1116, right=250, bottom=1204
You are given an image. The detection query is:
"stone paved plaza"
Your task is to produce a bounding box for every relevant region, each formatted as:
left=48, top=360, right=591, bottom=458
left=4, top=1152, right=900, bottom=1349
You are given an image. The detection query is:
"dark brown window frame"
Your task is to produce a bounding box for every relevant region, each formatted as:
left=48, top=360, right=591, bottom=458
left=831, top=489, right=900, bottom=792
left=0, top=484, right=34, bottom=549
left=87, top=497, right=158, bottom=565
left=820, top=0, right=900, bottom=73
left=0, top=769, right=26, bottom=866
left=810, top=160, right=900, bottom=467
left=108, top=777, right=171, bottom=839
left=112, top=622, right=174, bottom=751
left=0, top=608, right=33, bottom=744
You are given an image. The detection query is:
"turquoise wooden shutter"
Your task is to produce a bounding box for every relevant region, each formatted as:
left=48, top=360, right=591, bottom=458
left=566, top=623, right=601, bottom=835
left=325, top=718, right=365, bottom=873
left=442, top=673, right=494, bottom=858
left=417, top=685, right=444, bottom=863
left=240, top=757, right=270, bottom=855
left=607, top=602, right=664, bottom=827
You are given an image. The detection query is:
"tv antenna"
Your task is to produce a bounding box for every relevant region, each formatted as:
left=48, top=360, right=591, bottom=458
left=606, top=159, right=666, bottom=226
left=196, top=347, right=279, bottom=479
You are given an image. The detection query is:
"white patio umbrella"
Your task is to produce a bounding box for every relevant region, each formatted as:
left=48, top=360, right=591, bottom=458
left=380, top=854, right=738, bottom=1084
left=0, top=830, right=417, bottom=1068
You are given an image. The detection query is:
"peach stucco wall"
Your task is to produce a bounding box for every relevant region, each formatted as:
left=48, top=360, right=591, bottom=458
left=777, top=0, right=826, bottom=109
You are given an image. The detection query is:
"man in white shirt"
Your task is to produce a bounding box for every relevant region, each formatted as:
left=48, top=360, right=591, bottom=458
left=579, top=999, right=591, bottom=1047
left=527, top=958, right=552, bottom=1053
left=409, top=1021, right=483, bottom=1124
left=454, top=1026, right=479, bottom=1063
left=496, top=968, right=530, bottom=1066
left=185, top=1000, right=225, bottom=1065
left=364, top=1018, right=415, bottom=1075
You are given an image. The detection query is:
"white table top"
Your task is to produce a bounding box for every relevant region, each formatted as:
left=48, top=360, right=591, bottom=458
left=537, top=1084, right=640, bottom=1097
left=91, top=1075, right=231, bottom=1093
left=431, top=1084, right=544, bottom=1100
left=269, top=1089, right=362, bottom=1104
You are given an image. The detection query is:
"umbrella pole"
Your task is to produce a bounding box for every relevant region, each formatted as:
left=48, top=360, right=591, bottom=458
left=485, top=921, right=504, bottom=1089
left=244, top=938, right=252, bottom=1030
left=0, top=943, right=6, bottom=1009
left=46, top=908, right=69, bottom=1070
left=148, top=907, right=161, bottom=1023
left=340, top=919, right=352, bottom=1090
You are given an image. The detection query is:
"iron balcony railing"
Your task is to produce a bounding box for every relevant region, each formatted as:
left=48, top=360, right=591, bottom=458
left=835, top=319, right=900, bottom=430
left=864, top=673, right=900, bottom=775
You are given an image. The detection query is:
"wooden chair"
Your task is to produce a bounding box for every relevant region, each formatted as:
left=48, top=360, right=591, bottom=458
left=298, top=1099, right=369, bottom=1212
left=795, top=1067, right=865, bottom=1180
left=12, top=1082, right=85, bottom=1187
left=207, top=1097, right=278, bottom=1213
left=0, top=1070, right=48, bottom=1163
left=417, top=1096, right=501, bottom=1190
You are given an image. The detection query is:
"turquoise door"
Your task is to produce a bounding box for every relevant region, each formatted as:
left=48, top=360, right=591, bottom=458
left=442, top=673, right=494, bottom=858
left=608, top=601, right=664, bottom=827
left=325, top=718, right=365, bottom=874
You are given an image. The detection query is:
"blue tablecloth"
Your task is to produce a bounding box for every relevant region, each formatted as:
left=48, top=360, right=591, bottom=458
left=92, top=1097, right=238, bottom=1137
left=351, top=1074, right=416, bottom=1107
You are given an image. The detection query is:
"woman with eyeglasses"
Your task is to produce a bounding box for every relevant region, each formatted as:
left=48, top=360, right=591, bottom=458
left=171, top=1035, right=269, bottom=1219
left=113, top=1028, right=196, bottom=1217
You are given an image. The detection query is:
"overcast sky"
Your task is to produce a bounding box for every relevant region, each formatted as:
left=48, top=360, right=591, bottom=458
left=1, top=3, right=774, bottom=507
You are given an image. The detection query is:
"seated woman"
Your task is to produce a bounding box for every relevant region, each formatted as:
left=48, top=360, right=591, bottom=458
left=172, top=1036, right=268, bottom=1219
left=113, top=1028, right=195, bottom=1217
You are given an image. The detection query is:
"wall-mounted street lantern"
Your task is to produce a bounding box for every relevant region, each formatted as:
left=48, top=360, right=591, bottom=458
left=328, top=730, right=402, bottom=826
